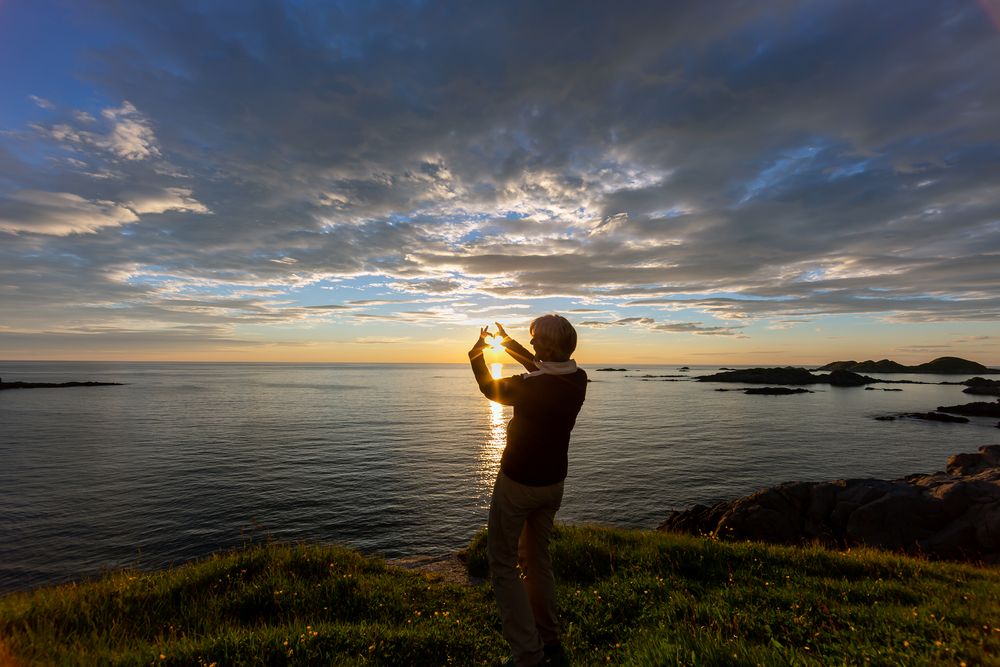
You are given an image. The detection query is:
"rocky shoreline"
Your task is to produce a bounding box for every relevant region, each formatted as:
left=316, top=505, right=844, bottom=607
left=659, top=445, right=1000, bottom=564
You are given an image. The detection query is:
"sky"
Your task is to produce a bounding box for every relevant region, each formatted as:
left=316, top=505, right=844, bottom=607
left=1, top=0, right=999, bottom=365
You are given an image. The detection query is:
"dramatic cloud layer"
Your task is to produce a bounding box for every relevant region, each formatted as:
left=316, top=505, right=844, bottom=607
left=1, top=0, right=998, bottom=360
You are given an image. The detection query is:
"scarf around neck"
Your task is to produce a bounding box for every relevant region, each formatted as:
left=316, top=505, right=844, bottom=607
left=526, top=359, right=578, bottom=377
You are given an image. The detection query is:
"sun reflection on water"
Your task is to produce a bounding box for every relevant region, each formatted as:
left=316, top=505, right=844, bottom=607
left=477, top=364, right=508, bottom=504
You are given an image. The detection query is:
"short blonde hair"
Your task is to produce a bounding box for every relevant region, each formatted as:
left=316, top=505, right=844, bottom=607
left=530, top=314, right=577, bottom=361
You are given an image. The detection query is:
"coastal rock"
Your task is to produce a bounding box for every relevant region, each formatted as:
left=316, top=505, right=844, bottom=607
left=826, top=370, right=874, bottom=387
left=936, top=401, right=1000, bottom=418
left=962, top=377, right=1000, bottom=396
left=596, top=368, right=629, bottom=372
left=964, top=386, right=1000, bottom=396
left=0, top=380, right=123, bottom=391
left=743, top=387, right=812, bottom=395
left=658, top=445, right=1000, bottom=563
left=696, top=367, right=818, bottom=384
left=696, top=367, right=876, bottom=387
left=892, top=412, right=970, bottom=424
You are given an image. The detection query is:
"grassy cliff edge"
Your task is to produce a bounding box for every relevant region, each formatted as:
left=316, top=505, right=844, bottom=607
left=1, top=525, right=997, bottom=665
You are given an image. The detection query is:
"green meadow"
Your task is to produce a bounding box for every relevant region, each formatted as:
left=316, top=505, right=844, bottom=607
left=1, top=525, right=996, bottom=665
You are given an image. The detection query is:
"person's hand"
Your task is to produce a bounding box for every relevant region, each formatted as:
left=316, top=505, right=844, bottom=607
left=470, top=325, right=491, bottom=352
left=494, top=322, right=510, bottom=340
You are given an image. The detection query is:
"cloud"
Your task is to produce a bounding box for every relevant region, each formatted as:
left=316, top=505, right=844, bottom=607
left=0, top=185, right=209, bottom=236
left=578, top=316, right=745, bottom=337
left=32, top=100, right=159, bottom=161
left=98, top=102, right=160, bottom=160
left=1, top=0, right=999, bottom=353
left=28, top=95, right=54, bottom=109
left=0, top=190, right=138, bottom=235
left=124, top=187, right=209, bottom=215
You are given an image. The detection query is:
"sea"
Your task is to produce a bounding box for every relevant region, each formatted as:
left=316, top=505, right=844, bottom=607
left=1, top=360, right=997, bottom=594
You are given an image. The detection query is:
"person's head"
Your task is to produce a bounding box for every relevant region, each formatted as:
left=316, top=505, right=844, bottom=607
left=529, top=314, right=577, bottom=362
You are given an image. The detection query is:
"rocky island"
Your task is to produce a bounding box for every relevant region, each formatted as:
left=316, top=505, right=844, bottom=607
left=816, top=356, right=999, bottom=374
left=695, top=367, right=877, bottom=386
left=660, top=445, right=1000, bottom=563
left=936, top=400, right=1000, bottom=418
left=0, top=379, right=123, bottom=391
left=963, top=377, right=1000, bottom=396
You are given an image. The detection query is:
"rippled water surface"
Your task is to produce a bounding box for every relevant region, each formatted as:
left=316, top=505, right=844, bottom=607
left=2, top=361, right=997, bottom=593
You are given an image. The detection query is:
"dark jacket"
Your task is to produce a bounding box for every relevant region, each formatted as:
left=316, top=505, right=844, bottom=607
left=469, top=338, right=587, bottom=486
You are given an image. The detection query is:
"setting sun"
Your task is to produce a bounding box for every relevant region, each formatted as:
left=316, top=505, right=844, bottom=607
left=487, top=336, right=505, bottom=353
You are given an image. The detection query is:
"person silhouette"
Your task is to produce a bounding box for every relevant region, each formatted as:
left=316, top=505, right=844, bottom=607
left=468, top=315, right=588, bottom=666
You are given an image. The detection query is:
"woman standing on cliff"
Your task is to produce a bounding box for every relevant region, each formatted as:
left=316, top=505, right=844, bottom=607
left=468, top=315, right=588, bottom=667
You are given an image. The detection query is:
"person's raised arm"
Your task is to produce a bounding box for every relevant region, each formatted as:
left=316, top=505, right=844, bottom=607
left=468, top=326, right=522, bottom=405
left=494, top=322, right=538, bottom=372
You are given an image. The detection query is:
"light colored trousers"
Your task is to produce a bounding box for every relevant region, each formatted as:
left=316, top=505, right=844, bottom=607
left=488, top=471, right=564, bottom=667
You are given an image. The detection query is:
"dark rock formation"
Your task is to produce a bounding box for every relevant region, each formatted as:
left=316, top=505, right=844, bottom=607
left=936, top=401, right=1000, bottom=418
left=916, top=356, right=996, bottom=374
left=0, top=381, right=123, bottom=391
left=873, top=413, right=969, bottom=423
left=865, top=387, right=903, bottom=391
left=595, top=368, right=629, bottom=372
left=697, top=367, right=817, bottom=384
left=696, top=367, right=877, bottom=387
left=853, top=359, right=912, bottom=373
left=743, top=387, right=813, bottom=395
left=659, top=446, right=1000, bottom=563
left=816, top=360, right=858, bottom=371
left=906, top=412, right=970, bottom=423
left=962, top=377, right=1000, bottom=396
left=816, top=356, right=998, bottom=374
left=964, top=387, right=1000, bottom=396
left=826, top=370, right=874, bottom=387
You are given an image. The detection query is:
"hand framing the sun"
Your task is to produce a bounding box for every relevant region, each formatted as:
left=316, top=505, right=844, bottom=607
left=471, top=324, right=508, bottom=356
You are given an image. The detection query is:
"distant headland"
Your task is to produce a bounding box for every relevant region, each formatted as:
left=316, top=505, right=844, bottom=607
left=0, top=379, right=123, bottom=391
left=815, top=356, right=999, bottom=374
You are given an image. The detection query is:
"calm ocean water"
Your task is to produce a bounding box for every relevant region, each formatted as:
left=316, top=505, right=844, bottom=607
left=1, top=361, right=997, bottom=593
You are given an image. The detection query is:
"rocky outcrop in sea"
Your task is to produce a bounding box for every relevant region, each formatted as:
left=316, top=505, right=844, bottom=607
left=695, top=367, right=877, bottom=386
left=962, top=377, right=1000, bottom=397
left=0, top=380, right=123, bottom=391
left=659, top=445, right=1000, bottom=564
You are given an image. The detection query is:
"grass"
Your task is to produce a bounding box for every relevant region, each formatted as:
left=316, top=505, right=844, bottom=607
left=1, top=525, right=997, bottom=665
